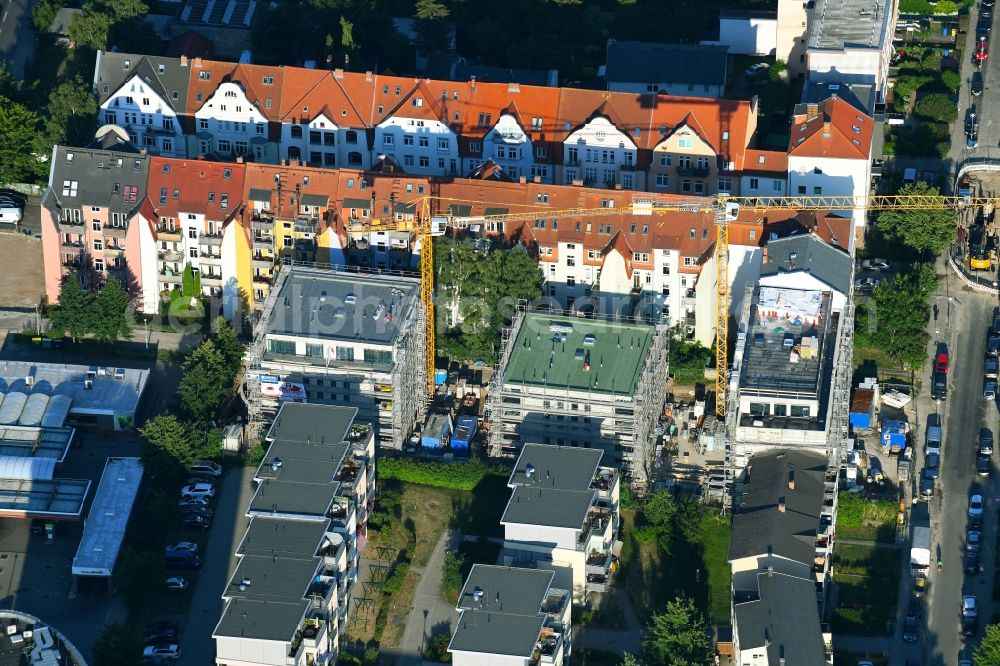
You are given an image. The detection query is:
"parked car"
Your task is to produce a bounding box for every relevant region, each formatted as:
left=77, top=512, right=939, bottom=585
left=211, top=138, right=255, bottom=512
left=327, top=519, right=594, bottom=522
left=920, top=470, right=935, bottom=500
left=143, top=644, right=181, bottom=661
left=989, top=333, right=1000, bottom=356
left=164, top=576, right=188, bottom=591
left=855, top=277, right=880, bottom=290
left=935, top=342, right=950, bottom=373
left=906, top=596, right=923, bottom=620
left=912, top=575, right=928, bottom=598
left=969, top=495, right=985, bottom=522
left=968, top=124, right=980, bottom=149
left=180, top=483, right=215, bottom=500
left=977, top=454, right=991, bottom=477
left=182, top=514, right=210, bottom=530
left=980, top=428, right=993, bottom=455
left=973, top=71, right=985, bottom=96
left=178, top=496, right=210, bottom=509
left=963, top=615, right=979, bottom=636
left=932, top=371, right=948, bottom=400
left=164, top=551, right=201, bottom=570
left=180, top=505, right=215, bottom=520
left=165, top=541, right=198, bottom=554
left=986, top=355, right=998, bottom=378
left=144, top=622, right=178, bottom=645
left=983, top=4, right=994, bottom=20
left=925, top=452, right=940, bottom=479
left=966, top=549, right=981, bottom=574
left=964, top=595, right=979, bottom=618
left=984, top=378, right=996, bottom=400
left=862, top=258, right=891, bottom=271
left=968, top=529, right=983, bottom=552
left=188, top=460, right=223, bottom=478
left=902, top=615, right=919, bottom=642
left=977, top=39, right=990, bottom=64
left=744, top=62, right=769, bottom=78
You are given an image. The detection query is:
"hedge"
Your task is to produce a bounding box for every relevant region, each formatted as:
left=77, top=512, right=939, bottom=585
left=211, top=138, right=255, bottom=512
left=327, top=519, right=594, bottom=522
left=376, top=457, right=508, bottom=491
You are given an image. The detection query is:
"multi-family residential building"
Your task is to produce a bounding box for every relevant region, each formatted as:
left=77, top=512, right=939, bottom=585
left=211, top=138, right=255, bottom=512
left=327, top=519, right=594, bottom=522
left=728, top=449, right=836, bottom=665
left=499, top=443, right=620, bottom=605
left=214, top=402, right=374, bottom=666
left=449, top=565, right=572, bottom=666
left=249, top=265, right=425, bottom=449
left=90, top=50, right=765, bottom=196
left=787, top=96, right=874, bottom=251
left=39, top=146, right=153, bottom=305
left=486, top=312, right=668, bottom=486
left=604, top=41, right=730, bottom=98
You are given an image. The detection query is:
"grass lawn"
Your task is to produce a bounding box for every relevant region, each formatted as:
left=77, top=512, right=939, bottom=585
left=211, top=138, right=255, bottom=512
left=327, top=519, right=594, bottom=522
left=346, top=478, right=509, bottom=648
left=620, top=509, right=732, bottom=625
left=853, top=345, right=904, bottom=372
left=831, top=543, right=902, bottom=636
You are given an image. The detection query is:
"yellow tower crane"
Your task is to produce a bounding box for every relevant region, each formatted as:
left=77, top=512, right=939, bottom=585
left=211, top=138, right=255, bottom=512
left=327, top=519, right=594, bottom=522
left=350, top=192, right=979, bottom=413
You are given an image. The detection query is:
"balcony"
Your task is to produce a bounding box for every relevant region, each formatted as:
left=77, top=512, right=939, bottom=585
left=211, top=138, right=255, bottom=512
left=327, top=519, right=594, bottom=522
left=104, top=245, right=125, bottom=256
left=289, top=615, right=329, bottom=664
left=158, top=249, right=183, bottom=262
left=156, top=226, right=181, bottom=240
left=200, top=232, right=223, bottom=246
left=676, top=165, right=711, bottom=178
left=253, top=235, right=272, bottom=249
left=620, top=164, right=637, bottom=172
left=532, top=628, right=563, bottom=665
left=59, top=218, right=84, bottom=230
left=253, top=274, right=272, bottom=285
left=329, top=497, right=356, bottom=532
left=60, top=239, right=83, bottom=250
left=251, top=218, right=272, bottom=232
left=585, top=573, right=608, bottom=594
left=592, top=467, right=617, bottom=500
left=202, top=274, right=222, bottom=286
left=252, top=254, right=272, bottom=268
left=586, top=549, right=613, bottom=575
left=104, top=225, right=127, bottom=239
left=578, top=508, right=613, bottom=552
left=200, top=252, right=222, bottom=263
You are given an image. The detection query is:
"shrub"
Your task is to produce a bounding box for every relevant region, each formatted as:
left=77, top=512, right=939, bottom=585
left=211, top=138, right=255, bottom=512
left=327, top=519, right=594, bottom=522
left=441, top=550, right=466, bottom=604
left=915, top=93, right=958, bottom=122
left=377, top=457, right=508, bottom=490
left=940, top=70, right=961, bottom=91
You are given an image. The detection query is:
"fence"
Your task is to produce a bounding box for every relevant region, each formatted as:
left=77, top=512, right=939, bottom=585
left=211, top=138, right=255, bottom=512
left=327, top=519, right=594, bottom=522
left=948, top=244, right=999, bottom=295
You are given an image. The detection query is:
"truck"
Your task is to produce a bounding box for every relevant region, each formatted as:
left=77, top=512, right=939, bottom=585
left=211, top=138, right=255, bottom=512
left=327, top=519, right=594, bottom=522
left=910, top=506, right=931, bottom=576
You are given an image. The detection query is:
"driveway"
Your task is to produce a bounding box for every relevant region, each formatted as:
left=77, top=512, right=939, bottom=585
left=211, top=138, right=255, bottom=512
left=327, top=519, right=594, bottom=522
left=176, top=465, right=255, bottom=665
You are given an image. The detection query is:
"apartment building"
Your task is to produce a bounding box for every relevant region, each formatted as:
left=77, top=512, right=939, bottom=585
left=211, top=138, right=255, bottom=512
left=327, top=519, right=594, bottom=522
left=214, top=402, right=375, bottom=666
left=728, top=449, right=835, bottom=665
left=499, top=443, right=620, bottom=605
left=449, top=565, right=572, bottom=666
left=249, top=265, right=425, bottom=449
left=39, top=146, right=153, bottom=307
left=90, top=50, right=762, bottom=195
left=805, top=0, right=897, bottom=100
left=787, top=97, right=874, bottom=250
left=486, top=311, right=668, bottom=487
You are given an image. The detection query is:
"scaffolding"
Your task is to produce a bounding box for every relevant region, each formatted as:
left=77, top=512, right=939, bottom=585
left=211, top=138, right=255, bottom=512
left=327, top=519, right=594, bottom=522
left=485, top=306, right=670, bottom=491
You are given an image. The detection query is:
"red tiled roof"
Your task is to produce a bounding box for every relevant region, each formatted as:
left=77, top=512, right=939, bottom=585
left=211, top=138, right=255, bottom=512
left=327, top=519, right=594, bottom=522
left=788, top=96, right=873, bottom=159
left=148, top=157, right=246, bottom=222
left=743, top=149, right=788, bottom=175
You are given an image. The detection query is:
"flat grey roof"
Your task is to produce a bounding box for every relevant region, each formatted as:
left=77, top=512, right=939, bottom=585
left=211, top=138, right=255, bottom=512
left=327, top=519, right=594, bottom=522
left=808, top=0, right=892, bottom=49
left=501, top=486, right=594, bottom=530
left=509, top=443, right=603, bottom=491
left=265, top=266, right=420, bottom=346
left=734, top=571, right=825, bottom=662
left=0, top=477, right=90, bottom=518
left=606, top=41, right=729, bottom=86
left=72, top=457, right=143, bottom=576
left=0, top=361, right=148, bottom=416
left=252, top=404, right=356, bottom=519
left=729, top=450, right=828, bottom=566
left=458, top=565, right=553, bottom=615
left=238, top=516, right=331, bottom=558
left=800, top=81, right=875, bottom=114
left=449, top=610, right=545, bottom=658
left=739, top=287, right=832, bottom=397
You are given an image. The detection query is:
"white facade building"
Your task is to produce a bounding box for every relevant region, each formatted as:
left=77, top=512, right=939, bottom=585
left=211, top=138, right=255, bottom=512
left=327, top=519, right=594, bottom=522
left=191, top=81, right=269, bottom=160
left=562, top=117, right=639, bottom=190
left=375, top=116, right=460, bottom=177
left=99, top=73, right=185, bottom=157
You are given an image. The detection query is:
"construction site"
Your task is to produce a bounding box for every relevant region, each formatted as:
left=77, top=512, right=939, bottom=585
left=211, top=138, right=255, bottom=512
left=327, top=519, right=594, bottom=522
left=243, top=262, right=427, bottom=448
left=484, top=308, right=670, bottom=489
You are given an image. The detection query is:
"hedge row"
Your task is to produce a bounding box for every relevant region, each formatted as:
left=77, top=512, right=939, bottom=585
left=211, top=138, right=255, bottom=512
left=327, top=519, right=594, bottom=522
left=376, top=457, right=509, bottom=491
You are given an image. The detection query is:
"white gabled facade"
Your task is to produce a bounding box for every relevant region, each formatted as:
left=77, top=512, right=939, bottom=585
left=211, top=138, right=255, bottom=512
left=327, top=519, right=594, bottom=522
left=479, top=114, right=535, bottom=182
left=99, top=74, right=185, bottom=157
left=561, top=117, right=639, bottom=190
left=192, top=82, right=269, bottom=160
left=375, top=115, right=460, bottom=176
left=279, top=114, right=370, bottom=170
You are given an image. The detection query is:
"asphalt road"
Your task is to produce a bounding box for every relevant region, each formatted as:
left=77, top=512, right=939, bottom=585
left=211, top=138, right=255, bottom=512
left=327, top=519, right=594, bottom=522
left=0, top=0, right=37, bottom=80
left=918, top=271, right=997, bottom=664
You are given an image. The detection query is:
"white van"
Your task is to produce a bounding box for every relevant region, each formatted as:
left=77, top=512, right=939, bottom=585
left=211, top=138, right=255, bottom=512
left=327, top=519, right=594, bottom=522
left=0, top=206, right=21, bottom=224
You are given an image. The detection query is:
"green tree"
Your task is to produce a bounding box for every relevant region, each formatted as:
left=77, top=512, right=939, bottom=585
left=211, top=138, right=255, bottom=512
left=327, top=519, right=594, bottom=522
left=32, top=0, right=68, bottom=33
left=855, top=273, right=932, bottom=368
left=90, top=276, right=133, bottom=342
left=113, top=549, right=164, bottom=615
left=0, top=97, right=44, bottom=183
left=414, top=0, right=451, bottom=52
left=182, top=263, right=202, bottom=298
left=44, top=77, right=99, bottom=148
left=178, top=339, right=231, bottom=423
left=67, top=6, right=112, bottom=50
left=674, top=500, right=704, bottom=543
left=940, top=70, right=961, bottom=91
left=620, top=655, right=640, bottom=666
left=92, top=623, right=143, bottom=666
left=441, top=550, right=466, bottom=603
left=140, top=412, right=196, bottom=464
left=643, top=490, right=676, bottom=529
left=49, top=274, right=92, bottom=342
left=876, top=182, right=956, bottom=255
left=340, top=15, right=357, bottom=51
left=642, top=596, right=712, bottom=666
left=914, top=93, right=958, bottom=123
left=99, top=0, right=147, bottom=22
left=975, top=623, right=1000, bottom=665
left=210, top=318, right=245, bottom=379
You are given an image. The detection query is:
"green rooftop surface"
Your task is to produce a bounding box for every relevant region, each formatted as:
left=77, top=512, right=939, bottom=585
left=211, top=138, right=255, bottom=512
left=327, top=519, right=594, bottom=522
left=503, top=314, right=653, bottom=396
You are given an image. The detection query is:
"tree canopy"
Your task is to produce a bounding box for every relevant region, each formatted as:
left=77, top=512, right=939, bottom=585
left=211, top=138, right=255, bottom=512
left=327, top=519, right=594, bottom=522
left=914, top=93, right=958, bottom=123
left=855, top=266, right=938, bottom=368
left=876, top=182, right=957, bottom=256
left=141, top=412, right=197, bottom=465
left=49, top=274, right=92, bottom=342
left=43, top=77, right=99, bottom=148
left=642, top=596, right=713, bottom=666
left=92, top=623, right=143, bottom=666
left=0, top=96, right=45, bottom=183
left=178, top=339, right=233, bottom=423
left=91, top=276, right=133, bottom=342
left=67, top=7, right=112, bottom=51
left=434, top=239, right=543, bottom=363
left=976, top=623, right=1000, bottom=665
left=113, top=549, right=164, bottom=615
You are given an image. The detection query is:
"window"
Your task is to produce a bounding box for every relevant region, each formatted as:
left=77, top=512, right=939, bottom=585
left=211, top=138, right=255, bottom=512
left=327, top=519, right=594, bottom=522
left=62, top=180, right=78, bottom=197
left=437, top=138, right=448, bottom=150
left=305, top=343, right=324, bottom=358
left=336, top=346, right=354, bottom=361
left=681, top=180, right=691, bottom=193
left=773, top=180, right=783, bottom=192
left=678, top=138, right=693, bottom=149
left=797, top=185, right=806, bottom=194
left=346, top=130, right=358, bottom=144
left=535, top=145, right=547, bottom=158
left=790, top=405, right=811, bottom=418
left=683, top=257, right=694, bottom=266
left=469, top=140, right=482, bottom=152
left=290, top=126, right=303, bottom=139
left=718, top=178, right=732, bottom=193
left=774, top=404, right=787, bottom=417
left=749, top=403, right=769, bottom=417
left=263, top=75, right=274, bottom=85
left=749, top=177, right=759, bottom=189
left=418, top=136, right=429, bottom=148
left=655, top=173, right=669, bottom=188
left=199, top=71, right=211, bottom=80
left=383, top=134, right=394, bottom=146
left=122, top=186, right=138, bottom=203
left=104, top=112, right=115, bottom=125
left=309, top=130, right=321, bottom=144
left=162, top=138, right=173, bottom=152
left=93, top=239, right=103, bottom=251
left=813, top=186, right=822, bottom=195
left=173, top=188, right=180, bottom=199
left=404, top=155, right=414, bottom=167
left=364, top=349, right=393, bottom=365
left=633, top=252, right=649, bottom=262
left=220, top=194, right=229, bottom=209
left=268, top=339, right=296, bottom=355
left=92, top=221, right=101, bottom=232
left=94, top=259, right=104, bottom=272
left=477, top=113, right=492, bottom=127
left=159, top=187, right=168, bottom=204
left=419, top=156, right=429, bottom=167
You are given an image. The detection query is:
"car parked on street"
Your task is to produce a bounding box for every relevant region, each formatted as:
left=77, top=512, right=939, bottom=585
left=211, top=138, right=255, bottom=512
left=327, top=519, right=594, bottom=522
left=188, top=460, right=223, bottom=478
left=165, top=541, right=198, bottom=554
left=966, top=550, right=981, bottom=574
left=180, top=505, right=215, bottom=520
left=180, top=483, right=215, bottom=500
left=969, top=495, right=984, bottom=523
left=989, top=333, right=1000, bottom=356
left=935, top=343, right=950, bottom=373
left=963, top=615, right=978, bottom=636
left=906, top=596, right=922, bottom=620
left=182, top=514, right=211, bottom=530
left=902, top=615, right=919, bottom=642
left=178, top=496, right=210, bottom=509
left=862, top=258, right=891, bottom=271
left=855, top=277, right=879, bottom=290
left=913, top=575, right=928, bottom=597
left=977, top=454, right=991, bottom=477
left=920, top=470, right=935, bottom=500
left=932, top=371, right=948, bottom=400
left=980, top=428, right=993, bottom=455
left=968, top=529, right=983, bottom=552
left=165, top=576, right=188, bottom=591
left=973, top=70, right=985, bottom=96
left=963, top=595, right=978, bottom=618
left=144, top=622, right=178, bottom=645
left=977, top=39, right=990, bottom=64
left=986, top=355, right=998, bottom=379
left=925, top=452, right=940, bottom=479
left=143, top=644, right=181, bottom=661
left=984, top=378, right=997, bottom=400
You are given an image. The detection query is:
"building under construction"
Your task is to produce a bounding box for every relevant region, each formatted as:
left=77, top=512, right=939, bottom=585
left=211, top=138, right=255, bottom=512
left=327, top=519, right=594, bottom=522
left=244, top=263, right=426, bottom=449
left=486, top=309, right=670, bottom=489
